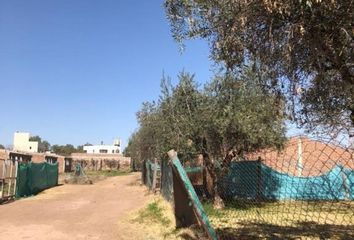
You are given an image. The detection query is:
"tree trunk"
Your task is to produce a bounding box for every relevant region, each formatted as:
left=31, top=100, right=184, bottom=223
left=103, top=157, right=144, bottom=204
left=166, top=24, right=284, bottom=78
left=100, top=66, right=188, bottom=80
left=203, top=153, right=225, bottom=209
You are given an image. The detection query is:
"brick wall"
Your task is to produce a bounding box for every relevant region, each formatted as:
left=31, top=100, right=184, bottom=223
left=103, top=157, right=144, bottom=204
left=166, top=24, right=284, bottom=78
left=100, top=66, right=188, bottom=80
left=70, top=153, right=131, bottom=171
left=246, top=136, right=354, bottom=177
left=71, top=153, right=131, bottom=165
left=31, top=153, right=65, bottom=173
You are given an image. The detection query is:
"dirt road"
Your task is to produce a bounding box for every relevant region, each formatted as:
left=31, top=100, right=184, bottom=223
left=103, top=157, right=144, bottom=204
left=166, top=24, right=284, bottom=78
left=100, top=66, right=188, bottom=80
left=0, top=173, right=151, bottom=240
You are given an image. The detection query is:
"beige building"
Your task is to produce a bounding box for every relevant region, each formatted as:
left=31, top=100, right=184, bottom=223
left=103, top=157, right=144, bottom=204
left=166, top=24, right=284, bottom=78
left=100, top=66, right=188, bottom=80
left=13, top=132, right=38, bottom=153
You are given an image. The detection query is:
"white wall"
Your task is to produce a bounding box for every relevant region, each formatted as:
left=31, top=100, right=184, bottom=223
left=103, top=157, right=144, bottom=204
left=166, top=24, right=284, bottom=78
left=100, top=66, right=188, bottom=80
left=13, top=132, right=38, bottom=153
left=83, top=145, right=121, bottom=154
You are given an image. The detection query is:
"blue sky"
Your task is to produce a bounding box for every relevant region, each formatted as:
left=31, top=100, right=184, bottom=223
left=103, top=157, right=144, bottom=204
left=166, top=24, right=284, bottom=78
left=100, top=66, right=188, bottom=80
left=0, top=0, right=214, bottom=148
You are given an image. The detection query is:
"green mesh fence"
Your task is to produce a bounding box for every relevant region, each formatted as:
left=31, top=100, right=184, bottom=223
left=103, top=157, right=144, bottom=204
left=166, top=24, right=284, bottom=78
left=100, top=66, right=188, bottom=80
left=149, top=135, right=354, bottom=239
left=143, top=160, right=161, bottom=190
left=161, top=159, right=173, bottom=201
left=160, top=158, right=205, bottom=202
left=16, top=162, right=59, bottom=198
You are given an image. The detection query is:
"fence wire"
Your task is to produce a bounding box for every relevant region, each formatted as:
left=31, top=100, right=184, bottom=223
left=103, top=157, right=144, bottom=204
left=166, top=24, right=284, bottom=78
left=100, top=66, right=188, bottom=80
left=207, top=135, right=353, bottom=239
left=144, top=134, right=354, bottom=239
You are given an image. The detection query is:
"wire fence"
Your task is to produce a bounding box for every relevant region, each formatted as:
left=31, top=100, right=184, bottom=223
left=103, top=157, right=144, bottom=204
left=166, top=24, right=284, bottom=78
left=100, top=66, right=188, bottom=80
left=142, top=135, right=354, bottom=239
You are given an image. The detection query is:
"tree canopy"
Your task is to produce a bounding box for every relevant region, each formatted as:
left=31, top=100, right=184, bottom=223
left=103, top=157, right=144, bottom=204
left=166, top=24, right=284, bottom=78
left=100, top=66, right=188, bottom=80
left=125, top=68, right=286, bottom=164
left=28, top=135, right=92, bottom=155
left=125, top=68, right=286, bottom=206
left=164, top=0, right=354, bottom=135
left=51, top=144, right=78, bottom=156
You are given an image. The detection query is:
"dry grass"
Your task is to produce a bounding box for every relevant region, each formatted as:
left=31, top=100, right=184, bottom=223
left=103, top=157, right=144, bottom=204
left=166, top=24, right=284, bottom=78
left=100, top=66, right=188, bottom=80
left=204, top=200, right=354, bottom=239
left=125, top=197, right=206, bottom=240
left=86, top=169, right=132, bottom=177
left=60, top=169, right=132, bottom=185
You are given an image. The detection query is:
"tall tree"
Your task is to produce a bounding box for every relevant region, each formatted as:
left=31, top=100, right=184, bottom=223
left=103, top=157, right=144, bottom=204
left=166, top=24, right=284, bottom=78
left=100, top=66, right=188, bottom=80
left=0, top=144, right=5, bottom=150
left=127, top=69, right=286, bottom=207
left=165, top=0, right=354, bottom=135
left=200, top=67, right=286, bottom=208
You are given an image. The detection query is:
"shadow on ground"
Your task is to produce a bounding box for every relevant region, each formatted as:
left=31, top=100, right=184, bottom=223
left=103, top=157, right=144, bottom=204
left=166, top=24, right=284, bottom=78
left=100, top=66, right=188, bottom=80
left=216, top=221, right=354, bottom=240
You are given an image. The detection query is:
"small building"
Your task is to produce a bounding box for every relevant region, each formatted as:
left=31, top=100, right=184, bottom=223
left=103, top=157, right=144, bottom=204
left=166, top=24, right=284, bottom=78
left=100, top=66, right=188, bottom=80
left=83, top=139, right=121, bottom=154
left=0, top=149, right=65, bottom=173
left=13, top=132, right=38, bottom=153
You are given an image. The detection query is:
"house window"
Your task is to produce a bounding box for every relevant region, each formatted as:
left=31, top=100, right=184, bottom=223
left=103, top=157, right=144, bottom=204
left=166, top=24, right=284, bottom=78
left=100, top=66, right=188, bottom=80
left=112, top=150, right=114, bottom=153
left=46, top=157, right=57, bottom=164
left=99, top=149, right=108, bottom=154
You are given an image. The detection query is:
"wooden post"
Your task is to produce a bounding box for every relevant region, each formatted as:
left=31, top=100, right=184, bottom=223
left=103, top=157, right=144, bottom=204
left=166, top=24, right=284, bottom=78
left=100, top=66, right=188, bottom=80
left=152, top=158, right=158, bottom=192
left=297, top=137, right=303, bottom=176
left=12, top=160, right=18, bottom=197
left=1, top=159, right=5, bottom=199
left=256, top=157, right=263, bottom=201
left=168, top=149, right=218, bottom=240
left=142, top=159, right=146, bottom=184
left=340, top=169, right=350, bottom=200
left=8, top=160, right=13, bottom=197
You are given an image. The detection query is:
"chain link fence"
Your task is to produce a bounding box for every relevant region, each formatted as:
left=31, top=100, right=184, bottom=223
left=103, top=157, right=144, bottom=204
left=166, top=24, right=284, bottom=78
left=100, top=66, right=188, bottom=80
left=208, top=135, right=354, bottom=239
left=143, top=134, right=354, bottom=239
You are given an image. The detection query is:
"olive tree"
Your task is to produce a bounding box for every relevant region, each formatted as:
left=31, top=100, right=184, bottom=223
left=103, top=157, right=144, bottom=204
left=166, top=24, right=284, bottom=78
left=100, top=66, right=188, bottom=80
left=164, top=0, right=354, bottom=135
left=127, top=68, right=286, bottom=207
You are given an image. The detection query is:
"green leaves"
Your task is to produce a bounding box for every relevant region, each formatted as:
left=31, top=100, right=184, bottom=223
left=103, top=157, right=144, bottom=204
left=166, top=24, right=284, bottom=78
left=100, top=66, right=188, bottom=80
left=164, top=0, right=354, bottom=133
left=51, top=144, right=78, bottom=156
left=204, top=66, right=286, bottom=157
left=126, top=66, right=286, bottom=165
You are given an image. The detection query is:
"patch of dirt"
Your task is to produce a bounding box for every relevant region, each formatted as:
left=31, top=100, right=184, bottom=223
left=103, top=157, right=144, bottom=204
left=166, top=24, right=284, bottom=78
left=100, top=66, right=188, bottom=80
left=0, top=173, right=153, bottom=240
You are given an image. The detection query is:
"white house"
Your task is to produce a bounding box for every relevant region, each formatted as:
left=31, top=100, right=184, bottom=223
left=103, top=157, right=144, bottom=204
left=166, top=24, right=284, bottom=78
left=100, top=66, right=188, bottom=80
left=83, top=139, right=121, bottom=154
left=13, top=132, right=38, bottom=153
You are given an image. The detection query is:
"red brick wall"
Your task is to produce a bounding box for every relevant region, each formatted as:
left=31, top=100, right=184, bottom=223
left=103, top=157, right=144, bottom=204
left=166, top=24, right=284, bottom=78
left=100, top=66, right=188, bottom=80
left=31, top=154, right=45, bottom=163
left=57, top=156, right=65, bottom=173
left=21, top=152, right=65, bottom=173
left=0, top=150, right=65, bottom=173
left=246, top=137, right=354, bottom=177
